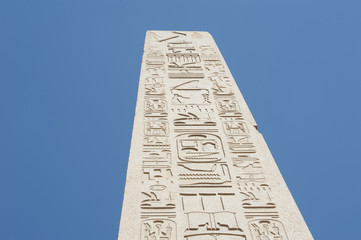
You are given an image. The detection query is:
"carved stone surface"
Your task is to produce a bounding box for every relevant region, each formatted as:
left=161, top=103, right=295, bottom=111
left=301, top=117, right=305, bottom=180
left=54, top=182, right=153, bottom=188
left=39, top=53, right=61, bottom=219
left=118, top=31, right=313, bottom=240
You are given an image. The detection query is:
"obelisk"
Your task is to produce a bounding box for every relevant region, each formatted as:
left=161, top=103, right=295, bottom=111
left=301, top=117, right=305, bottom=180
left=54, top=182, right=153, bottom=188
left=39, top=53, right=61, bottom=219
left=118, top=31, right=313, bottom=240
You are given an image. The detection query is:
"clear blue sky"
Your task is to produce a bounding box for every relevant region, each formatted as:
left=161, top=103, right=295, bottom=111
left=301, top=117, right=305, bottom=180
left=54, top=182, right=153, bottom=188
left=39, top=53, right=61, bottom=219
left=0, top=0, right=360, bottom=239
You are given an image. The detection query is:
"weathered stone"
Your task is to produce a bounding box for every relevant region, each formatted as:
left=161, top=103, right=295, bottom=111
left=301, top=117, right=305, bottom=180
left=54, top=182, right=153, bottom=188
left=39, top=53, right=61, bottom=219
left=118, top=31, right=313, bottom=240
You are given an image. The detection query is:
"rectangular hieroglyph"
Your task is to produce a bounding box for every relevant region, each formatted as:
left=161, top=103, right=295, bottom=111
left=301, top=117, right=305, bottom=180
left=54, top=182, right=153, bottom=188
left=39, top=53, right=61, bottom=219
left=118, top=31, right=313, bottom=240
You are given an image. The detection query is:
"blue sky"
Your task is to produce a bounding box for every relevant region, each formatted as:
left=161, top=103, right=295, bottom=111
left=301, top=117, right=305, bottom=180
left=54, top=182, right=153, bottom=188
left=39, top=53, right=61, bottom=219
left=0, top=0, right=360, bottom=239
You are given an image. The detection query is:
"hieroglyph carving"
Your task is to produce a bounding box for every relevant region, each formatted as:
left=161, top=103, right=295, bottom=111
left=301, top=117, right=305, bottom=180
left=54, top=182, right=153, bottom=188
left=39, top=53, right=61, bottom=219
left=118, top=31, right=313, bottom=240
left=141, top=219, right=176, bottom=240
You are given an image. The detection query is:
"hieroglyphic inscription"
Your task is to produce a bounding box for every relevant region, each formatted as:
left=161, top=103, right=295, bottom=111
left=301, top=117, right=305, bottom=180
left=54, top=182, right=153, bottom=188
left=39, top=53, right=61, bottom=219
left=140, top=40, right=177, bottom=230
left=181, top=193, right=246, bottom=239
left=249, top=220, right=288, bottom=240
left=165, top=32, right=249, bottom=240
left=118, top=31, right=313, bottom=240
left=202, top=44, right=288, bottom=230
left=141, top=219, right=176, bottom=240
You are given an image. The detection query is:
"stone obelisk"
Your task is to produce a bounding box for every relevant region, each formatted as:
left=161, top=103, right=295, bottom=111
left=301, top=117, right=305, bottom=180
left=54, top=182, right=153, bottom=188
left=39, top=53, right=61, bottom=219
left=118, top=31, right=313, bottom=240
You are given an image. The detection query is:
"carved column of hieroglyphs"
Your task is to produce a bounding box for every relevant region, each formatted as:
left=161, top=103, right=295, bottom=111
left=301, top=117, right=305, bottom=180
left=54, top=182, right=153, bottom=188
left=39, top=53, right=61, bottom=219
left=118, top=31, right=313, bottom=240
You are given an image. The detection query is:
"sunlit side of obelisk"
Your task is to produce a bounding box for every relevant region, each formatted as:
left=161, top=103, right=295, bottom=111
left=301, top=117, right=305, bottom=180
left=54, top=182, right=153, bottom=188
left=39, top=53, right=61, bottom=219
left=118, top=31, right=313, bottom=240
